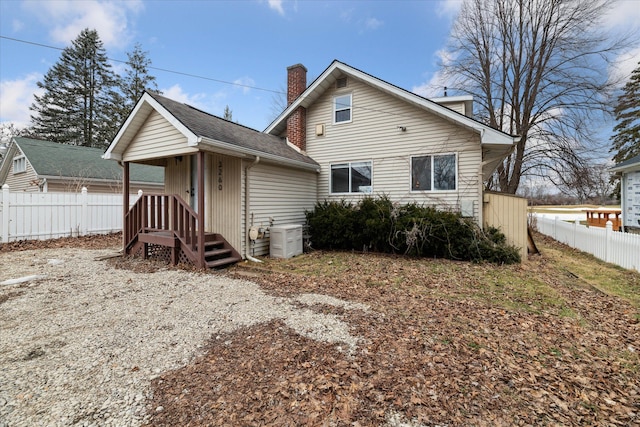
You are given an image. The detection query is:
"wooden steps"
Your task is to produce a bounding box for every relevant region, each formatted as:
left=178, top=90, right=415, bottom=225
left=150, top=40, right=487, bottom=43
left=201, top=235, right=241, bottom=269
left=137, top=230, right=240, bottom=269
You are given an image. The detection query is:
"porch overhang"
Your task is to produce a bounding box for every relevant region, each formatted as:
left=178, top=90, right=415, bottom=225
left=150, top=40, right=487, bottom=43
left=195, top=136, right=320, bottom=172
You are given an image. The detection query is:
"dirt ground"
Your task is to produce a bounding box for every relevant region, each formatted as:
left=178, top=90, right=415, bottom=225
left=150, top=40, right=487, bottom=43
left=2, top=233, right=639, bottom=426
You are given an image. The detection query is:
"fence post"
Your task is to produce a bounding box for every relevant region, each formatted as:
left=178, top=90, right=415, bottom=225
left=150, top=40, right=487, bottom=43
left=554, top=216, right=559, bottom=240
left=81, top=187, right=88, bottom=236
left=1, top=184, right=9, bottom=243
left=605, top=220, right=613, bottom=263
left=574, top=219, right=579, bottom=247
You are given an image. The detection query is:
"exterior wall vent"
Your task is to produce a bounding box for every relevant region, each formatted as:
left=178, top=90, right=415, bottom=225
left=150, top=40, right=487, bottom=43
left=336, top=77, right=348, bottom=89
left=315, top=124, right=325, bottom=136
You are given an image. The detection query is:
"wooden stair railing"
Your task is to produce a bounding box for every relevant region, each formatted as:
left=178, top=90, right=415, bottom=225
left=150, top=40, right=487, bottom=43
left=124, top=194, right=240, bottom=269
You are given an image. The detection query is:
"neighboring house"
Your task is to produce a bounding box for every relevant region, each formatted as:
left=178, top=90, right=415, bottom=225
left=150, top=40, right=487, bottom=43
left=611, top=154, right=640, bottom=232
left=104, top=60, right=519, bottom=269
left=0, top=137, right=164, bottom=194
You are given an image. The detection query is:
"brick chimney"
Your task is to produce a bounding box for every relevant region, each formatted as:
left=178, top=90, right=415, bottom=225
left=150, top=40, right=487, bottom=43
left=286, top=64, right=307, bottom=151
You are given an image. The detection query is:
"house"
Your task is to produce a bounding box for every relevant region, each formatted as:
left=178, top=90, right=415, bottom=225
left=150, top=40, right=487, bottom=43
left=610, top=154, right=640, bottom=232
left=104, top=60, right=519, bottom=269
left=0, top=137, right=164, bottom=194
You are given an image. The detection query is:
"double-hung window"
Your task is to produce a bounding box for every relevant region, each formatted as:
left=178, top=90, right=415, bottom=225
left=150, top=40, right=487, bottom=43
left=411, top=153, right=457, bottom=191
left=13, top=156, right=26, bottom=173
left=334, top=94, right=352, bottom=123
left=331, top=161, right=372, bottom=194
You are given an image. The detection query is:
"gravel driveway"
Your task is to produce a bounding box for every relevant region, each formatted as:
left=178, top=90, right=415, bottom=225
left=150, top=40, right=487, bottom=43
left=0, top=247, right=368, bottom=426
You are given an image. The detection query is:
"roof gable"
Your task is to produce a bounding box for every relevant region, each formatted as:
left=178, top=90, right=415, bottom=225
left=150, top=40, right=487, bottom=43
left=105, top=91, right=318, bottom=170
left=266, top=61, right=515, bottom=144
left=12, top=137, right=163, bottom=183
left=265, top=60, right=517, bottom=180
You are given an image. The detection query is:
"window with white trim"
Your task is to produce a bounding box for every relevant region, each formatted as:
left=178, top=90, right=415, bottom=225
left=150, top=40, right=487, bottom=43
left=411, top=153, right=457, bottom=191
left=13, top=156, right=26, bottom=173
left=331, top=161, right=372, bottom=194
left=334, top=94, right=352, bottom=123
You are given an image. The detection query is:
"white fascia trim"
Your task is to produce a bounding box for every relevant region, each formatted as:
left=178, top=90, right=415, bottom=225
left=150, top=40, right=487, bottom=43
left=198, top=137, right=320, bottom=172
left=610, top=165, right=640, bottom=173
left=103, top=92, right=198, bottom=159
left=430, top=95, right=473, bottom=103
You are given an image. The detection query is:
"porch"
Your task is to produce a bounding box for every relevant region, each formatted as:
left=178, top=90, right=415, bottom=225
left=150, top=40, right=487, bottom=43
left=124, top=192, right=241, bottom=269
left=121, top=150, right=242, bottom=270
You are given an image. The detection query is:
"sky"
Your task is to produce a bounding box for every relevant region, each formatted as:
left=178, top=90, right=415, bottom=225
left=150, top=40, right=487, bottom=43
left=1, top=0, right=639, bottom=137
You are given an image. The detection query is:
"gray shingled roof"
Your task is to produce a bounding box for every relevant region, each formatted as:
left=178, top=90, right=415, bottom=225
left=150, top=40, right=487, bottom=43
left=147, top=92, right=318, bottom=168
left=611, top=154, right=640, bottom=171
left=14, top=137, right=164, bottom=183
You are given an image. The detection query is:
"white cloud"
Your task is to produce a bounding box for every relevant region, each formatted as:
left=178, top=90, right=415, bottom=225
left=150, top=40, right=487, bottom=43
left=610, top=46, right=640, bottom=84
left=436, top=0, right=463, bottom=19
left=364, top=17, right=383, bottom=31
left=233, top=77, right=256, bottom=95
left=161, top=85, right=236, bottom=120
left=23, top=0, right=144, bottom=49
left=0, top=73, right=43, bottom=127
left=12, top=19, right=24, bottom=32
left=601, top=0, right=640, bottom=85
left=161, top=85, right=209, bottom=109
left=602, top=0, right=640, bottom=30
left=268, top=0, right=285, bottom=16
left=412, top=49, right=457, bottom=98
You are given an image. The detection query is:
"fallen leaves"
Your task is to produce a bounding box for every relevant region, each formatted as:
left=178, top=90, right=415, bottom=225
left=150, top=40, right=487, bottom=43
left=7, top=232, right=639, bottom=425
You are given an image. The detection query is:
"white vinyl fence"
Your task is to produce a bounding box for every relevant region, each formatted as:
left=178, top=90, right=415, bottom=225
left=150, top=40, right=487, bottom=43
left=1, top=184, right=141, bottom=243
left=535, top=215, right=640, bottom=273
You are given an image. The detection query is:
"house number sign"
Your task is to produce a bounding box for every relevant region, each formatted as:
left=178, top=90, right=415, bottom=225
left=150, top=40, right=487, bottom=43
left=218, top=160, right=223, bottom=191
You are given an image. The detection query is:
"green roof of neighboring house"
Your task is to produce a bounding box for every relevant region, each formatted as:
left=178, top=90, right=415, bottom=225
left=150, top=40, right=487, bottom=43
left=13, top=137, right=164, bottom=183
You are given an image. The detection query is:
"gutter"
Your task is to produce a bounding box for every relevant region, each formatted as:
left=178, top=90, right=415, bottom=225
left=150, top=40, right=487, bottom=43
left=197, top=136, right=320, bottom=172
left=244, top=156, right=262, bottom=263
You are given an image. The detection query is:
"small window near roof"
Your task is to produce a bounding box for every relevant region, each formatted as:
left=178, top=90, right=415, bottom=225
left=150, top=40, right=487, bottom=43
left=334, top=94, right=352, bottom=123
left=13, top=156, right=26, bottom=173
left=336, top=77, right=348, bottom=88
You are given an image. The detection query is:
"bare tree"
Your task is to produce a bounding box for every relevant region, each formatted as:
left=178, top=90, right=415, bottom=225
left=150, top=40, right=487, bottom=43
left=439, top=0, right=636, bottom=194
left=553, top=162, right=614, bottom=204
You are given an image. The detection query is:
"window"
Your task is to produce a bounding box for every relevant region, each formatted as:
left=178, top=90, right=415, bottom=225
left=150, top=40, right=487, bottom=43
left=13, top=156, right=26, bottom=173
left=334, top=94, right=352, bottom=123
left=331, top=161, right=372, bottom=194
left=411, top=154, right=456, bottom=191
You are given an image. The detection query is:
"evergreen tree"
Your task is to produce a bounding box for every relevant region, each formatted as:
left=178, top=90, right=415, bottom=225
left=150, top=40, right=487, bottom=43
left=109, top=43, right=159, bottom=135
left=223, top=105, right=233, bottom=121
left=120, top=43, right=159, bottom=110
left=30, top=28, right=118, bottom=149
left=611, top=62, right=640, bottom=165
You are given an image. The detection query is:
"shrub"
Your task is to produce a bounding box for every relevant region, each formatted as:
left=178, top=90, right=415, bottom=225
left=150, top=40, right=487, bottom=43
left=306, top=198, right=521, bottom=264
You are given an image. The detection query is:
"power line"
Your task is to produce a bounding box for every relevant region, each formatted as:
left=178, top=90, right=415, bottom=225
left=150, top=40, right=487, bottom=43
left=0, top=35, right=284, bottom=95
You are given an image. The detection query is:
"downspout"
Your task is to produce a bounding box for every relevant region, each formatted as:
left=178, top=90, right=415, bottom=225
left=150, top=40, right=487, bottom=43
left=244, top=156, right=261, bottom=263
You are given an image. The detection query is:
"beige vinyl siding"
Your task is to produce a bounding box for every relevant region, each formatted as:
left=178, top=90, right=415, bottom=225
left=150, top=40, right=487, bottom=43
left=123, top=110, right=197, bottom=162
left=438, top=101, right=465, bottom=115
left=5, top=154, right=39, bottom=192
left=206, top=153, right=242, bottom=252
left=245, top=161, right=317, bottom=257
left=483, top=192, right=527, bottom=261
left=164, top=156, right=190, bottom=203
left=305, top=78, right=482, bottom=220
